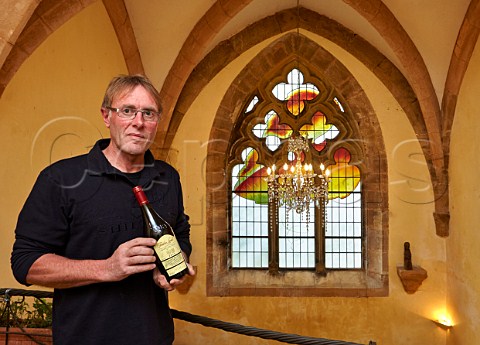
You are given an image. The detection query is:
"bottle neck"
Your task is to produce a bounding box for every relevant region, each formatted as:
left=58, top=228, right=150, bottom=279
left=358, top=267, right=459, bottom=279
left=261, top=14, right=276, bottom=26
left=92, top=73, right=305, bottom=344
left=133, top=186, right=149, bottom=205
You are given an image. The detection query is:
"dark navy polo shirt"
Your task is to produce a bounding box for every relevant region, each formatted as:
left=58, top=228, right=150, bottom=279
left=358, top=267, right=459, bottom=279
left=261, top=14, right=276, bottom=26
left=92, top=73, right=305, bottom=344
left=11, top=139, right=191, bottom=345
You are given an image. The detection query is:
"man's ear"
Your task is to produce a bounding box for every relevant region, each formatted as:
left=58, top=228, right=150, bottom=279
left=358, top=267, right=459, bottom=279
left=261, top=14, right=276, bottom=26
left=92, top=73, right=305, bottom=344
left=100, top=108, right=110, bottom=128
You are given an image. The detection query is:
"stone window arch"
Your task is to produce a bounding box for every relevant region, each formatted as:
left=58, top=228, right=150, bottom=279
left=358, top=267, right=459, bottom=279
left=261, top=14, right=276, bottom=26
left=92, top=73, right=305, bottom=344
left=206, top=33, right=388, bottom=297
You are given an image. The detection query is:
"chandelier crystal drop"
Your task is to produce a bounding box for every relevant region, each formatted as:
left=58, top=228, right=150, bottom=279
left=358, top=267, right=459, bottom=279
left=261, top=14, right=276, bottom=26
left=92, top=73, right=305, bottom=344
left=266, top=136, right=330, bottom=215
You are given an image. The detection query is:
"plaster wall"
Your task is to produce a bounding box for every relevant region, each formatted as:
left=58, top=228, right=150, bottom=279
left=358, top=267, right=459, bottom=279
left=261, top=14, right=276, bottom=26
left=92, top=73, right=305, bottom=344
left=168, top=32, right=447, bottom=345
left=0, top=3, right=450, bottom=345
left=448, top=33, right=480, bottom=345
left=0, top=2, right=124, bottom=287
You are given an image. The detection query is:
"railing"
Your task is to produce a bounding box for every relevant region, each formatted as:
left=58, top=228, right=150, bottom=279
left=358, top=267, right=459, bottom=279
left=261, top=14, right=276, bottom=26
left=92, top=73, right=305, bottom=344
left=1, top=288, right=376, bottom=345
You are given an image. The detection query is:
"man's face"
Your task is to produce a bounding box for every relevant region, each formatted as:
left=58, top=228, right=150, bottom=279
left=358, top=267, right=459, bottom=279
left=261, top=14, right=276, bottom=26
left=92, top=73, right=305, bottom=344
left=101, top=85, right=159, bottom=158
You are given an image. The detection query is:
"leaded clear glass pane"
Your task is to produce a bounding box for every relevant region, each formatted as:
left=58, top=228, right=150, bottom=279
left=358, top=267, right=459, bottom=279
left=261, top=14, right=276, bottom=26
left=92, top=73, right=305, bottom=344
left=325, top=184, right=362, bottom=269
left=278, top=206, right=315, bottom=269
left=231, top=193, right=268, bottom=268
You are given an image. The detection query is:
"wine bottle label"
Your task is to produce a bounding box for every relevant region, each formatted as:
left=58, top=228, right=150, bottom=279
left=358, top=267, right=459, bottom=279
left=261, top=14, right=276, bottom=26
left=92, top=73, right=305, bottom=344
left=154, top=234, right=187, bottom=277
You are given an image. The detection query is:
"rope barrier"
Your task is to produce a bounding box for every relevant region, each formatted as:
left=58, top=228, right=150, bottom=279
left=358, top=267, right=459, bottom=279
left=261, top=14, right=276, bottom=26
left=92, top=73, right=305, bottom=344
left=1, top=288, right=376, bottom=345
left=171, top=309, right=371, bottom=345
left=0, top=288, right=53, bottom=300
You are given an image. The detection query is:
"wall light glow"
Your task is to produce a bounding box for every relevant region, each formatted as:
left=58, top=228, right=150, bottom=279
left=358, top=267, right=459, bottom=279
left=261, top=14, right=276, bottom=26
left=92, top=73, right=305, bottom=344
left=433, top=316, right=453, bottom=330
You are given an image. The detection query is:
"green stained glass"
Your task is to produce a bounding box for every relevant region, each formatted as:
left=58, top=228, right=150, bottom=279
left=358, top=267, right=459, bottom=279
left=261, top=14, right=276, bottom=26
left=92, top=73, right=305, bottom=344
left=299, top=112, right=339, bottom=152
left=232, top=147, right=269, bottom=204
left=252, top=111, right=293, bottom=151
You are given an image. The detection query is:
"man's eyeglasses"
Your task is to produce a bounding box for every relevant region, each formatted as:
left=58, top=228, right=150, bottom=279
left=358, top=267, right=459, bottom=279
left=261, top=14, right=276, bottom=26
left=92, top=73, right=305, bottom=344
left=106, top=106, right=160, bottom=122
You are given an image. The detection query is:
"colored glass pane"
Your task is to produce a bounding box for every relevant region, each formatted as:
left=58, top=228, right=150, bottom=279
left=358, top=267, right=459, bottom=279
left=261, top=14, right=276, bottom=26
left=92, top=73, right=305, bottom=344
left=272, top=69, right=319, bottom=116
left=232, top=147, right=269, bottom=204
left=286, top=87, right=319, bottom=116
left=252, top=111, right=293, bottom=151
left=230, top=66, right=364, bottom=271
left=299, top=112, right=339, bottom=152
left=326, top=148, right=361, bottom=200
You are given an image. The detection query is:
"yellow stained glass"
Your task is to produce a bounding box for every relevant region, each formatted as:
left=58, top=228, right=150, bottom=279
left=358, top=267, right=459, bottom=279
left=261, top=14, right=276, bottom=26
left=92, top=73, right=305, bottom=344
left=233, top=148, right=269, bottom=204
left=327, top=148, right=361, bottom=199
left=299, top=112, right=338, bottom=152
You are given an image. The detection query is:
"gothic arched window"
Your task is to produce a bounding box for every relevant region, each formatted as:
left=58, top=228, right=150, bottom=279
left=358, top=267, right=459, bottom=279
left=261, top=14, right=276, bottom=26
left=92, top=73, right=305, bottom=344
left=206, top=34, right=388, bottom=297
left=228, top=64, right=364, bottom=275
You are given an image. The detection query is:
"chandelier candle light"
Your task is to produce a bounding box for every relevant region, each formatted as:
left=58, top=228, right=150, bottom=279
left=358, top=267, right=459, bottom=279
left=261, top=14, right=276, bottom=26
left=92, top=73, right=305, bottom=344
left=266, top=136, right=330, bottom=217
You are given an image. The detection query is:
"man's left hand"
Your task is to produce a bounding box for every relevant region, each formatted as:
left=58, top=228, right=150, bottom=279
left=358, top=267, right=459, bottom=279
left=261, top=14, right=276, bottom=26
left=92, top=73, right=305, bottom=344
left=153, top=263, right=196, bottom=291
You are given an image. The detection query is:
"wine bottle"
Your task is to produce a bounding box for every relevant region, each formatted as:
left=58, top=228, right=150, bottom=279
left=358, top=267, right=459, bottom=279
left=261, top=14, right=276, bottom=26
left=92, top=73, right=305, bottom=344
left=133, top=186, right=188, bottom=281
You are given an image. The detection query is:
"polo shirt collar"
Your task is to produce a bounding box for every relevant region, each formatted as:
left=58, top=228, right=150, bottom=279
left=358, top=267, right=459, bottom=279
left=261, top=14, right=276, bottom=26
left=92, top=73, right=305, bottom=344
left=87, top=139, right=162, bottom=181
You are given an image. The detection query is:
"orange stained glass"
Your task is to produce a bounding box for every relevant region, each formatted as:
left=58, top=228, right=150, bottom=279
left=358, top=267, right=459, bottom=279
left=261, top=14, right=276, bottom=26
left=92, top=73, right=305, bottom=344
left=232, top=147, right=361, bottom=204
left=327, top=148, right=361, bottom=200
left=272, top=68, right=319, bottom=117
left=299, top=111, right=338, bottom=152
left=252, top=111, right=293, bottom=140
left=286, top=88, right=319, bottom=116
left=233, top=148, right=269, bottom=204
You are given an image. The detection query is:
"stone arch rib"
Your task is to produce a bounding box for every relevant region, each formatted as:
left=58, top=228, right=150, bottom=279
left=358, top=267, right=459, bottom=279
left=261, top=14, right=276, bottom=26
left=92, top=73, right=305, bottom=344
left=102, top=0, right=144, bottom=75
left=164, top=7, right=447, bottom=235
left=343, top=0, right=448, bottom=235
left=0, top=0, right=39, bottom=77
left=442, top=0, right=480, bottom=168
left=0, top=0, right=143, bottom=97
left=155, top=0, right=254, bottom=152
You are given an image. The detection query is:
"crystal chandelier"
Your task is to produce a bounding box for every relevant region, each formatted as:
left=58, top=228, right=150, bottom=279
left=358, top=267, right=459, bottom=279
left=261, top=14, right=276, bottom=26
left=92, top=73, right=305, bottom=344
left=266, top=136, right=329, bottom=215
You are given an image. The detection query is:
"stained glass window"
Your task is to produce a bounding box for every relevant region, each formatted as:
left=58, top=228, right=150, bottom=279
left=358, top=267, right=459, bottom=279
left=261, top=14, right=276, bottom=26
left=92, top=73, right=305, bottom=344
left=231, top=148, right=269, bottom=268
left=230, top=66, right=363, bottom=271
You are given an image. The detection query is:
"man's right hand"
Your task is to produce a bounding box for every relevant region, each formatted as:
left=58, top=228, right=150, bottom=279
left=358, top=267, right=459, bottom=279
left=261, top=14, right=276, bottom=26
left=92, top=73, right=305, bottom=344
left=105, top=237, right=157, bottom=281
left=26, top=237, right=157, bottom=289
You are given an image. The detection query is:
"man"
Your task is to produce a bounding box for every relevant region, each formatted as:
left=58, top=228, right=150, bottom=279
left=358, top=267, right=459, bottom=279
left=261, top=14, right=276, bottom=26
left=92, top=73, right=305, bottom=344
left=11, top=74, right=194, bottom=345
